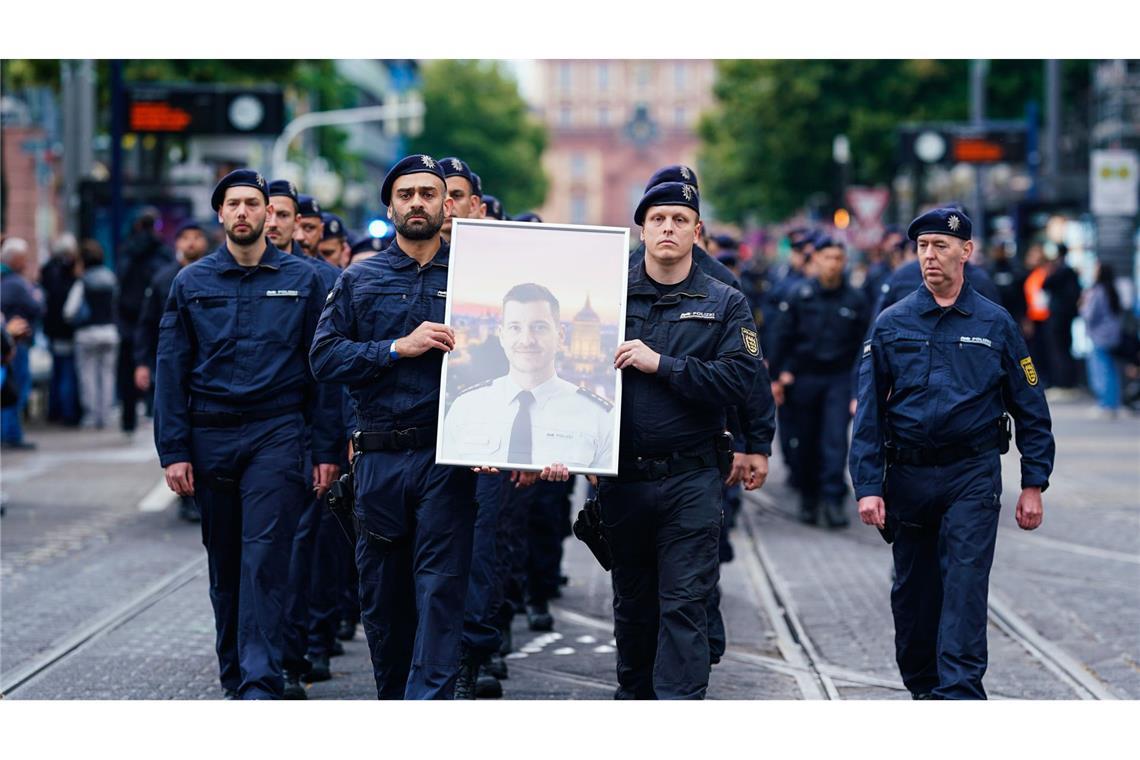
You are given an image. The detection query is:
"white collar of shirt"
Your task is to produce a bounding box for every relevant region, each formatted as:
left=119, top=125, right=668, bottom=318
left=500, top=372, right=566, bottom=410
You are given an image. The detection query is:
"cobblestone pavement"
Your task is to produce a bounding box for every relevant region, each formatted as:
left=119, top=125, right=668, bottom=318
left=2, top=396, right=1136, bottom=700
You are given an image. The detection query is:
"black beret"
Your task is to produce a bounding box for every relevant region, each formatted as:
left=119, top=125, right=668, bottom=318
left=350, top=235, right=388, bottom=255
left=907, top=207, right=972, bottom=241
left=380, top=154, right=447, bottom=206
left=174, top=220, right=204, bottom=237
left=440, top=157, right=478, bottom=194
left=320, top=212, right=347, bottom=240
left=268, top=179, right=299, bottom=208
left=469, top=171, right=484, bottom=198
left=644, top=164, right=699, bottom=193
left=712, top=233, right=739, bottom=250
left=512, top=212, right=543, bottom=223
left=482, top=194, right=505, bottom=220
left=634, top=182, right=700, bottom=226
left=210, top=169, right=268, bottom=212
left=716, top=252, right=739, bottom=268
left=812, top=235, right=844, bottom=251
left=297, top=194, right=322, bottom=218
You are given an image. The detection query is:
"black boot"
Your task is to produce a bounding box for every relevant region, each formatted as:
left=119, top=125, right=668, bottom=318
left=824, top=499, right=849, bottom=528
left=798, top=495, right=819, bottom=525
left=454, top=648, right=480, bottom=700
left=336, top=618, right=356, bottom=641
left=283, top=670, right=307, bottom=700
left=475, top=664, right=503, bottom=698
left=526, top=601, right=554, bottom=632
left=486, top=651, right=508, bottom=680
left=305, top=654, right=331, bottom=683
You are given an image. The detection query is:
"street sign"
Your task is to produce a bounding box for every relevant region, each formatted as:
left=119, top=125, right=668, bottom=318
left=845, top=186, right=890, bottom=225
left=1091, top=150, right=1139, bottom=217
left=125, top=85, right=284, bottom=136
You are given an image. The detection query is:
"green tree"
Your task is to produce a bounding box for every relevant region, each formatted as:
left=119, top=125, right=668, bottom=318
left=408, top=60, right=547, bottom=214
left=698, top=59, right=1091, bottom=223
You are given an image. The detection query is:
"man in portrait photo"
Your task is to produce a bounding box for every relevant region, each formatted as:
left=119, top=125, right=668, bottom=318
left=444, top=282, right=614, bottom=471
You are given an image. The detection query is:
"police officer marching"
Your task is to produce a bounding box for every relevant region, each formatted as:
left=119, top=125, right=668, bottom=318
left=850, top=207, right=1055, bottom=700
left=600, top=181, right=762, bottom=699
left=155, top=170, right=342, bottom=699
left=769, top=235, right=869, bottom=527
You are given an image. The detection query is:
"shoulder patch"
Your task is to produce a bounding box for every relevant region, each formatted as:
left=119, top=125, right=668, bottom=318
left=576, top=387, right=613, bottom=412
left=741, top=327, right=760, bottom=357
left=456, top=379, right=494, bottom=397
left=1019, top=357, right=1038, bottom=386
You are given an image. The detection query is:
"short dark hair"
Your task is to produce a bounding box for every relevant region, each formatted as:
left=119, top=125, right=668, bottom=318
left=80, top=239, right=105, bottom=267
left=502, top=283, right=560, bottom=325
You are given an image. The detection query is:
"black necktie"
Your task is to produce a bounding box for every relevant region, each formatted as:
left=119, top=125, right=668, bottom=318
left=508, top=390, right=535, bottom=464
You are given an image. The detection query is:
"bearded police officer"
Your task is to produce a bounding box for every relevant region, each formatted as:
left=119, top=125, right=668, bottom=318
left=155, top=170, right=341, bottom=699
left=850, top=208, right=1055, bottom=700
left=294, top=194, right=324, bottom=257
left=310, top=155, right=557, bottom=699
left=600, top=181, right=761, bottom=700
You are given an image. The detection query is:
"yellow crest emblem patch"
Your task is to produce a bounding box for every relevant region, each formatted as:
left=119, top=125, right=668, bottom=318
left=742, top=327, right=760, bottom=357
left=1019, top=357, right=1038, bottom=386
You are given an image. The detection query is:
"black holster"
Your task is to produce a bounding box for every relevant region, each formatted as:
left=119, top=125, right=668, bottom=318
left=715, top=431, right=734, bottom=479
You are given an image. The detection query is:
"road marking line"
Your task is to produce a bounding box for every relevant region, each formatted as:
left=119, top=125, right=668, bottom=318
left=1001, top=529, right=1140, bottom=565
left=138, top=478, right=177, bottom=512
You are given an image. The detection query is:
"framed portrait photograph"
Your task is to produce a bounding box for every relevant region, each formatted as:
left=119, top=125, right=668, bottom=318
left=435, top=217, right=630, bottom=475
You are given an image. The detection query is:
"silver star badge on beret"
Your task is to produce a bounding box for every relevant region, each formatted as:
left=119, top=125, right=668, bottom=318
left=330, top=220, right=339, bottom=233
left=948, top=215, right=961, bottom=232
left=681, top=184, right=694, bottom=201
left=680, top=166, right=691, bottom=180
left=288, top=181, right=296, bottom=196
left=255, top=173, right=265, bottom=187
left=421, top=155, right=435, bottom=169
left=450, top=158, right=463, bottom=172
left=313, top=200, right=321, bottom=213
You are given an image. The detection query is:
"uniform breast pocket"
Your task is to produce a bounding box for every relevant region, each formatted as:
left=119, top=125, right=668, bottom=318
left=667, top=315, right=722, bottom=355
left=256, top=290, right=308, bottom=344
left=355, top=288, right=409, bottom=339
left=884, top=331, right=930, bottom=387
left=952, top=339, right=1002, bottom=389
left=186, top=293, right=236, bottom=351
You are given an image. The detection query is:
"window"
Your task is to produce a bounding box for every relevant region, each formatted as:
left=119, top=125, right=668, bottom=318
left=559, top=62, right=571, bottom=92
left=629, top=183, right=644, bottom=218
left=674, top=62, right=687, bottom=90
left=559, top=104, right=572, bottom=127
left=571, top=153, right=587, bottom=180
left=636, top=63, right=652, bottom=90
left=598, top=62, right=610, bottom=92
left=571, top=194, right=588, bottom=224
left=598, top=105, right=610, bottom=127
left=674, top=106, right=687, bottom=128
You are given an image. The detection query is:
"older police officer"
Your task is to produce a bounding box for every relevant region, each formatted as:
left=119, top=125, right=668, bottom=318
left=850, top=208, right=1055, bottom=700
left=601, top=181, right=762, bottom=699
left=155, top=170, right=340, bottom=699
left=311, top=155, right=513, bottom=699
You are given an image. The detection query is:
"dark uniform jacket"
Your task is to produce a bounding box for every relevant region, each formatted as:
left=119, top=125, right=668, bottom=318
left=875, top=259, right=1001, bottom=316
left=850, top=280, right=1055, bottom=499
left=154, top=243, right=340, bottom=467
left=310, top=240, right=450, bottom=433
left=135, top=260, right=182, bottom=369
left=619, top=259, right=761, bottom=461
left=768, top=276, right=870, bottom=379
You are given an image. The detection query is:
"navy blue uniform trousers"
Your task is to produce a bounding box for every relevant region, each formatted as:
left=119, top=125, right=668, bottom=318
left=353, top=447, right=476, bottom=699
left=787, top=370, right=853, bottom=502
left=461, top=473, right=508, bottom=658
left=600, top=467, right=722, bottom=700
left=191, top=412, right=306, bottom=699
left=886, top=452, right=1002, bottom=699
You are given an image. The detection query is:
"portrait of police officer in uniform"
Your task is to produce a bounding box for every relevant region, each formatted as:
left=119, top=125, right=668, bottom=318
left=442, top=282, right=614, bottom=471
left=851, top=207, right=1055, bottom=700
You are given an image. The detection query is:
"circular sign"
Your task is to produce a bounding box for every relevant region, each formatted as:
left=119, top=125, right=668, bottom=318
left=914, top=131, right=947, bottom=163
left=228, top=95, right=264, bottom=132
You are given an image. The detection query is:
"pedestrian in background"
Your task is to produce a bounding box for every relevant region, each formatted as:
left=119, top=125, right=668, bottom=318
left=1079, top=261, right=1125, bottom=418
left=40, top=234, right=82, bottom=426
left=1042, top=243, right=1082, bottom=395
left=0, top=237, right=44, bottom=450
left=63, top=240, right=120, bottom=430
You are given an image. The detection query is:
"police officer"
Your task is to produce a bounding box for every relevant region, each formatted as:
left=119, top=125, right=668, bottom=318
left=155, top=170, right=342, bottom=699
left=439, top=157, right=484, bottom=241
left=850, top=208, right=1055, bottom=700
left=293, top=194, right=324, bottom=257
left=481, top=194, right=506, bottom=221
left=266, top=180, right=304, bottom=256
left=318, top=212, right=350, bottom=268
left=134, top=220, right=210, bottom=522
left=310, top=155, right=556, bottom=699
left=600, top=181, right=762, bottom=699
left=769, top=236, right=869, bottom=526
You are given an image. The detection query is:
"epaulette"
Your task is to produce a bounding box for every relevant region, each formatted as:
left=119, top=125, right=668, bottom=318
left=456, top=378, right=494, bottom=397
left=577, top=386, right=613, bottom=411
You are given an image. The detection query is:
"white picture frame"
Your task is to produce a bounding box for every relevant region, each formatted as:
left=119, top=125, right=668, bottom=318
left=435, top=217, right=630, bottom=476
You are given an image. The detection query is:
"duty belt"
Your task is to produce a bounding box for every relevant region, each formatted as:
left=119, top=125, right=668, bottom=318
left=885, top=422, right=1009, bottom=467
left=616, top=448, right=718, bottom=482
left=190, top=405, right=302, bottom=428
left=353, top=427, right=437, bottom=452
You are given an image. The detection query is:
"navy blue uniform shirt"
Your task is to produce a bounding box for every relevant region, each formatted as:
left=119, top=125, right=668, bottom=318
left=309, top=240, right=450, bottom=431
left=154, top=242, right=340, bottom=467
left=619, top=260, right=761, bottom=459
left=769, top=276, right=870, bottom=379
left=875, top=259, right=1000, bottom=316
left=850, top=280, right=1054, bottom=499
